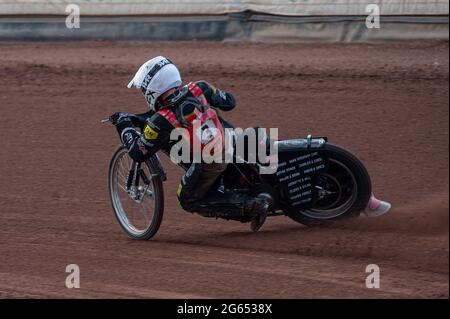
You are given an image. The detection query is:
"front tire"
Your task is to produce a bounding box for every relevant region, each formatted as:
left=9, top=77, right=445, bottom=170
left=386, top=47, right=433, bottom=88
left=288, top=143, right=371, bottom=226
left=108, top=146, right=164, bottom=240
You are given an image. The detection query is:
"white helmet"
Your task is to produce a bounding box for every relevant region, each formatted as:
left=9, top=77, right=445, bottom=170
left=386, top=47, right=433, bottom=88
left=127, top=56, right=182, bottom=111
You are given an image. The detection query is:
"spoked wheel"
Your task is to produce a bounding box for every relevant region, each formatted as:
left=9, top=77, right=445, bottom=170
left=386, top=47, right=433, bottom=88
left=108, top=146, right=164, bottom=239
left=288, top=144, right=371, bottom=225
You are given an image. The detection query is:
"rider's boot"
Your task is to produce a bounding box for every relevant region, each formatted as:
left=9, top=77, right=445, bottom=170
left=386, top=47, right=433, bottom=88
left=361, top=194, right=391, bottom=218
left=246, top=193, right=273, bottom=232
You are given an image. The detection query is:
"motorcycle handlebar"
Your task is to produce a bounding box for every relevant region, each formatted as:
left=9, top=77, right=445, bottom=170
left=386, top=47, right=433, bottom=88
left=101, top=112, right=152, bottom=129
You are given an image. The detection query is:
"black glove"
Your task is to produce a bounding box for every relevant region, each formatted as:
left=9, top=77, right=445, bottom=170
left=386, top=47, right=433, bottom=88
left=110, top=112, right=129, bottom=125
left=110, top=112, right=135, bottom=139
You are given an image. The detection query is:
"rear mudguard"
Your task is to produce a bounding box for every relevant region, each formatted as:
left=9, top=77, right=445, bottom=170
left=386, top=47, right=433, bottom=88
left=266, top=137, right=329, bottom=212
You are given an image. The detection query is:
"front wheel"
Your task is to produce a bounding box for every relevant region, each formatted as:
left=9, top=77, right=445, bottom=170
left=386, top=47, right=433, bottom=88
left=287, top=143, right=371, bottom=225
left=108, top=146, right=164, bottom=239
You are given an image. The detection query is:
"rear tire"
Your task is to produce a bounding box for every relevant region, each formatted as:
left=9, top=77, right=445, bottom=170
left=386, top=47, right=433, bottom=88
left=287, top=143, right=371, bottom=226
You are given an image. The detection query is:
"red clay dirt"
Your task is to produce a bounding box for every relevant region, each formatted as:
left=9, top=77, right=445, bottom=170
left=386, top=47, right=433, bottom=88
left=0, top=41, right=448, bottom=298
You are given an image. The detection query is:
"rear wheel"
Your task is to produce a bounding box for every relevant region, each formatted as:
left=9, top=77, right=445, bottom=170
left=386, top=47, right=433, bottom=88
left=287, top=144, right=371, bottom=225
left=108, top=146, right=164, bottom=239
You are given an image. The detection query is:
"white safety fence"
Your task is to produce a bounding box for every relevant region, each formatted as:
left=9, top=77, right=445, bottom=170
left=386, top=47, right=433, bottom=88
left=0, top=0, right=448, bottom=16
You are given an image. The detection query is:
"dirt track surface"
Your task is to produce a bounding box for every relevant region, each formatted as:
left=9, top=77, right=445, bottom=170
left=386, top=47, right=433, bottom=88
left=0, top=41, right=448, bottom=298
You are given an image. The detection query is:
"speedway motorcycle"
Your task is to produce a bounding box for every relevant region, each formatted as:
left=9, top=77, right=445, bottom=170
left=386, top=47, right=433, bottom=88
left=103, top=113, right=372, bottom=240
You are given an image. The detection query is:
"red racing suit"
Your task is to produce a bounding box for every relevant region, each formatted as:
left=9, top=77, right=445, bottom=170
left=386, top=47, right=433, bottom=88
left=115, top=80, right=236, bottom=210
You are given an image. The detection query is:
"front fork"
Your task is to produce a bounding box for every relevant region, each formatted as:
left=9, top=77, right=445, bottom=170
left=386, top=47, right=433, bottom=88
left=126, top=162, right=151, bottom=202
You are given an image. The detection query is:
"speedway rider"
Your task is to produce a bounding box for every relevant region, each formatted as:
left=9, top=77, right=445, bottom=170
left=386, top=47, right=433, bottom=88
left=111, top=56, right=391, bottom=231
